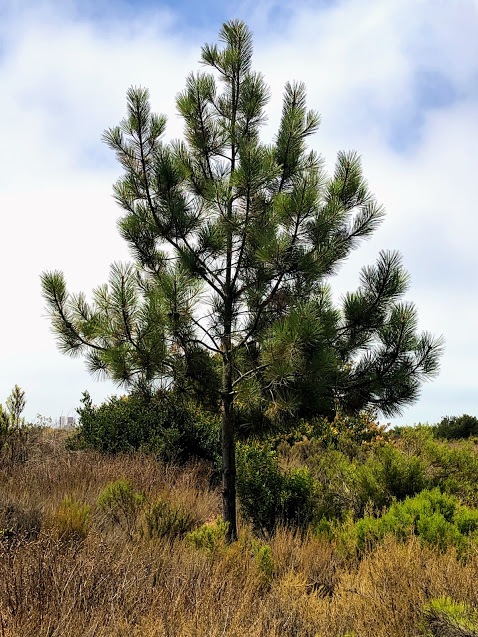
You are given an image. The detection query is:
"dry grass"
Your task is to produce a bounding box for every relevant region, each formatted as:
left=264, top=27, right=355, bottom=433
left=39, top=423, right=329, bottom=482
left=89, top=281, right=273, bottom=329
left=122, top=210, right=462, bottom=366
left=0, top=429, right=477, bottom=637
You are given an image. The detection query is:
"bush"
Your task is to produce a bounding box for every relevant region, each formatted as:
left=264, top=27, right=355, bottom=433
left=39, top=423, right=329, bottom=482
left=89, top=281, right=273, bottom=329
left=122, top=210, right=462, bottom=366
left=236, top=443, right=318, bottom=535
left=396, top=429, right=478, bottom=508
left=143, top=497, right=196, bottom=540
left=309, top=411, right=389, bottom=455
left=357, top=444, right=429, bottom=509
left=186, top=517, right=229, bottom=553
left=283, top=439, right=429, bottom=523
left=251, top=541, right=275, bottom=587
left=267, top=411, right=389, bottom=458
left=282, top=467, right=317, bottom=530
left=347, top=489, right=478, bottom=556
left=74, top=390, right=220, bottom=467
left=422, top=597, right=478, bottom=637
left=51, top=497, right=90, bottom=542
left=97, top=479, right=145, bottom=538
left=236, top=443, right=283, bottom=535
left=0, top=385, right=32, bottom=466
left=434, top=414, right=478, bottom=440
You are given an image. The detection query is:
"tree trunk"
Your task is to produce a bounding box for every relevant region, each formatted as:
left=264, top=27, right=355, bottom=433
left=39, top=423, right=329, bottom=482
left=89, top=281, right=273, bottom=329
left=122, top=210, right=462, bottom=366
left=221, top=355, right=237, bottom=542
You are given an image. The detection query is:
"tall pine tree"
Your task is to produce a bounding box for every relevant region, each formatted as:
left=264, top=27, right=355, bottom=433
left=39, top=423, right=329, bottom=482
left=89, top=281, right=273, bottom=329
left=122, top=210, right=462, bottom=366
left=42, top=20, right=443, bottom=541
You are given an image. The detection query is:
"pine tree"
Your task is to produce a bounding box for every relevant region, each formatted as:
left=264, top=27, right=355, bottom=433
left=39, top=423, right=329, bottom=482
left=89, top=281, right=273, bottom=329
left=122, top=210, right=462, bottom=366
left=41, top=20, right=443, bottom=541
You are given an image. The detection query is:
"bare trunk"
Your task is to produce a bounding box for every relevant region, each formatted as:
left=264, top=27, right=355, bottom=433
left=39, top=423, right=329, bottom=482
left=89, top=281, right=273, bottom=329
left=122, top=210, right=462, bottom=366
left=221, top=355, right=237, bottom=542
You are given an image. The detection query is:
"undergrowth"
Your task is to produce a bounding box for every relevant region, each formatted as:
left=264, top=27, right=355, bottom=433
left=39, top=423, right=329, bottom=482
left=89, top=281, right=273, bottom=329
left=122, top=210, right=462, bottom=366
left=0, top=424, right=477, bottom=637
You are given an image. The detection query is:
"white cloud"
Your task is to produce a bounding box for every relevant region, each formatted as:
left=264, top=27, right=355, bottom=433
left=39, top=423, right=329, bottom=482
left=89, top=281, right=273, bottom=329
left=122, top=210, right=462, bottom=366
left=0, top=0, right=477, bottom=426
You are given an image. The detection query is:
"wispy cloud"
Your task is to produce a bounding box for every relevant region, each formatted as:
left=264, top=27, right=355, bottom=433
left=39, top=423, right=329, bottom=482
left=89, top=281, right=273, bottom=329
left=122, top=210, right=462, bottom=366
left=0, top=0, right=477, bottom=424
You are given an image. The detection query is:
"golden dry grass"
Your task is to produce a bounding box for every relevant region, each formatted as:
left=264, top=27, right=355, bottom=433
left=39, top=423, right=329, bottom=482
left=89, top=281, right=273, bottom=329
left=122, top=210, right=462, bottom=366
left=0, top=429, right=477, bottom=637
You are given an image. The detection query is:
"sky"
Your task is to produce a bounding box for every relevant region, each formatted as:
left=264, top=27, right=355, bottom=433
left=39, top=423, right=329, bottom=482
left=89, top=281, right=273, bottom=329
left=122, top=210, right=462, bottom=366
left=0, top=0, right=477, bottom=426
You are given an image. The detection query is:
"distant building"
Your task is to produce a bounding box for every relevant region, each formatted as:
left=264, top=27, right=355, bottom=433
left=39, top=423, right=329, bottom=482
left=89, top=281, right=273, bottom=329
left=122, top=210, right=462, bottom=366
left=58, top=416, right=76, bottom=429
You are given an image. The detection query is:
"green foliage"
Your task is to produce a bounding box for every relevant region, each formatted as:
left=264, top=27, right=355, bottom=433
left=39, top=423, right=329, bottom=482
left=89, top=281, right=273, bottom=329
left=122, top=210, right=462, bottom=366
left=186, top=517, right=229, bottom=553
left=97, top=479, right=145, bottom=538
left=422, top=597, right=478, bottom=637
left=143, top=497, right=197, bottom=540
left=236, top=443, right=282, bottom=535
left=41, top=20, right=443, bottom=422
left=395, top=427, right=478, bottom=507
left=251, top=541, right=275, bottom=587
left=75, top=390, right=220, bottom=468
left=346, top=489, right=478, bottom=556
left=268, top=411, right=389, bottom=456
left=5, top=385, right=26, bottom=429
left=279, top=430, right=429, bottom=522
left=236, top=442, right=317, bottom=534
left=434, top=414, right=478, bottom=440
left=282, top=467, right=317, bottom=530
left=359, top=443, right=429, bottom=506
left=309, top=411, right=389, bottom=454
left=52, top=496, right=90, bottom=542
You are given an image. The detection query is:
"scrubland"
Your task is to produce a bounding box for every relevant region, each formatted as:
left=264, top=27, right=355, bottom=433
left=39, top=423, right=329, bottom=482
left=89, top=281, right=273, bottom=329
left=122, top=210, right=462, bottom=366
left=1, top=425, right=478, bottom=637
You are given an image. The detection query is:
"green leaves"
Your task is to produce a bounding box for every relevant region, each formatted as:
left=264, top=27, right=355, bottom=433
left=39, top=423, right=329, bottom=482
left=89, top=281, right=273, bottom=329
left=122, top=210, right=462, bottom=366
left=41, top=20, right=443, bottom=421
left=202, top=19, right=254, bottom=79
left=275, top=81, right=321, bottom=190
left=335, top=254, right=445, bottom=416
left=41, top=261, right=204, bottom=388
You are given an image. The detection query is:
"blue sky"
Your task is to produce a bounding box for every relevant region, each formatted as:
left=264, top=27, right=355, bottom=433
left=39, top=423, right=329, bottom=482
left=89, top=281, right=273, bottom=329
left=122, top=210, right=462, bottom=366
left=0, top=0, right=477, bottom=426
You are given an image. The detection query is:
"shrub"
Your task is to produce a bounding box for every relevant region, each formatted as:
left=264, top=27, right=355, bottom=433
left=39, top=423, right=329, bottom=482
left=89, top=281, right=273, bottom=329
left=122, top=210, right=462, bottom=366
left=282, top=467, right=317, bottom=530
left=267, top=411, right=389, bottom=458
left=348, top=489, right=478, bottom=556
left=74, top=391, right=221, bottom=468
left=97, top=479, right=145, bottom=538
left=357, top=444, right=429, bottom=509
left=0, top=385, right=32, bottom=466
left=251, top=541, right=275, bottom=587
left=52, top=496, right=90, bottom=542
left=288, top=440, right=429, bottom=523
left=186, top=517, right=229, bottom=553
left=236, top=443, right=318, bottom=534
left=309, top=411, right=389, bottom=455
left=143, top=497, right=196, bottom=540
left=422, top=597, right=478, bottom=637
left=236, top=443, right=283, bottom=535
left=396, top=430, right=478, bottom=508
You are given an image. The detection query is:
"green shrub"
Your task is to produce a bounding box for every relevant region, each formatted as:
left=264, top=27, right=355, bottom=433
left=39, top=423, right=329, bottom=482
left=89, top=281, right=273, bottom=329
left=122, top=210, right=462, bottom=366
left=52, top=496, right=90, bottom=542
left=236, top=443, right=283, bottom=535
left=282, top=466, right=317, bottom=530
left=395, top=431, right=478, bottom=507
left=186, top=517, right=229, bottom=553
left=237, top=443, right=318, bottom=534
left=143, top=498, right=196, bottom=540
left=294, top=441, right=428, bottom=523
left=348, top=489, right=478, bottom=556
left=251, top=541, right=275, bottom=587
left=74, top=391, right=220, bottom=468
left=267, top=411, right=388, bottom=458
left=422, top=597, right=478, bottom=636
left=0, top=385, right=32, bottom=466
left=357, top=444, right=429, bottom=510
left=97, top=479, right=145, bottom=538
left=308, top=411, right=389, bottom=455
